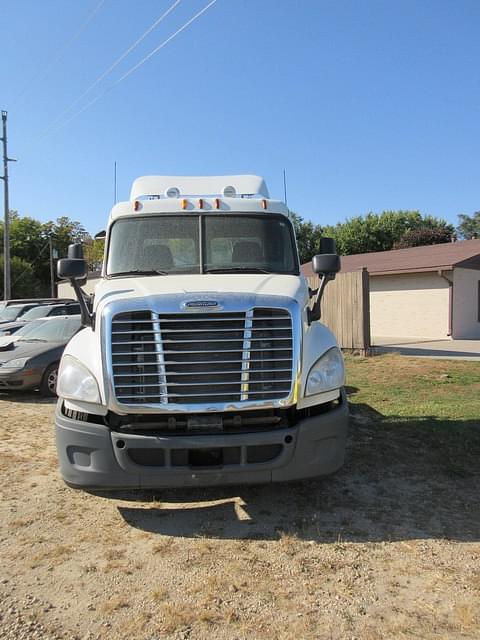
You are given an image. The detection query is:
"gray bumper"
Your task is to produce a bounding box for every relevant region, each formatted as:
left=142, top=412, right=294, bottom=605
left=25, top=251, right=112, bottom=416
left=0, top=368, right=42, bottom=390
left=55, top=394, right=349, bottom=490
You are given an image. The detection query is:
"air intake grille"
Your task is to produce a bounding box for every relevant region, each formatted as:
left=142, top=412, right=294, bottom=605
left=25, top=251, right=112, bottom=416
left=111, top=309, right=293, bottom=405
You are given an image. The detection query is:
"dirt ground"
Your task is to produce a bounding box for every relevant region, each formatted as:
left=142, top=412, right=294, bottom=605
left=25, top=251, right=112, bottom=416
left=0, top=383, right=479, bottom=639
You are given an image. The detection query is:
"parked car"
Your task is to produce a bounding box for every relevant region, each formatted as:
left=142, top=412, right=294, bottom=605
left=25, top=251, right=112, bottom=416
left=0, top=315, right=82, bottom=396
left=0, top=303, right=46, bottom=325
left=0, top=302, right=81, bottom=336
left=0, top=297, right=74, bottom=313
left=0, top=318, right=50, bottom=348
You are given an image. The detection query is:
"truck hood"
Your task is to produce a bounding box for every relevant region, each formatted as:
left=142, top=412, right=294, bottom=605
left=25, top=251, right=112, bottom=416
left=94, top=274, right=310, bottom=310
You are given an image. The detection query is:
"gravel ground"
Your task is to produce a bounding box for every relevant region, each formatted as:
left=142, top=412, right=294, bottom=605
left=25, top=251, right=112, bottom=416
left=0, top=390, right=479, bottom=639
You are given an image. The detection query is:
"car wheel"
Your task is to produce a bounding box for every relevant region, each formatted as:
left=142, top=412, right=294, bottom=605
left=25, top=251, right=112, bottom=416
left=40, top=363, right=59, bottom=397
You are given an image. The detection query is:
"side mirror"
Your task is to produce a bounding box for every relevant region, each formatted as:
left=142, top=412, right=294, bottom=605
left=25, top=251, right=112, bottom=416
left=94, top=230, right=106, bottom=240
left=67, top=243, right=84, bottom=260
left=57, top=258, right=88, bottom=281
left=312, top=253, right=340, bottom=275
left=57, top=250, right=91, bottom=327
left=309, top=238, right=341, bottom=324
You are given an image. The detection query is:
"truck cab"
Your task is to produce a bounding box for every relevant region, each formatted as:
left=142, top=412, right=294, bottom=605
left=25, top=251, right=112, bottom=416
left=55, top=175, right=348, bottom=489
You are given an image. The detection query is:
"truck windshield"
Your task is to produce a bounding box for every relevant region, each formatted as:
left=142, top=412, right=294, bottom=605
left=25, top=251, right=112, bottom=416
left=107, top=214, right=299, bottom=276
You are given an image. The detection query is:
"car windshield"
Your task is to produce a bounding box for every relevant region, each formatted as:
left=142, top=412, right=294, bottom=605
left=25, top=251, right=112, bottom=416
left=107, top=214, right=299, bottom=276
left=0, top=305, right=27, bottom=321
left=12, top=319, right=48, bottom=337
left=17, top=317, right=81, bottom=343
left=20, top=305, right=53, bottom=320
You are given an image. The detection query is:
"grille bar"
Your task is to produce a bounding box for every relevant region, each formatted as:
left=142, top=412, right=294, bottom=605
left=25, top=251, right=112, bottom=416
left=111, top=308, right=293, bottom=405
left=112, top=358, right=292, bottom=367
left=114, top=368, right=292, bottom=377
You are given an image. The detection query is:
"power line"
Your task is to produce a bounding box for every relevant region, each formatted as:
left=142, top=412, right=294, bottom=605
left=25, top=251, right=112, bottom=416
left=39, top=0, right=219, bottom=139
left=38, top=0, right=181, bottom=141
left=13, top=0, right=107, bottom=105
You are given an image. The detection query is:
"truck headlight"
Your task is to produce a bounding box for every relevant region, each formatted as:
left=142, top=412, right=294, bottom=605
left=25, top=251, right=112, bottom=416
left=305, top=347, right=345, bottom=396
left=57, top=356, right=101, bottom=403
left=4, top=357, right=29, bottom=369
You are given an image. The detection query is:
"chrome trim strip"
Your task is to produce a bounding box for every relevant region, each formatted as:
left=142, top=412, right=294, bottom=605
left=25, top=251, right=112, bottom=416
left=240, top=309, right=253, bottom=401
left=152, top=311, right=168, bottom=404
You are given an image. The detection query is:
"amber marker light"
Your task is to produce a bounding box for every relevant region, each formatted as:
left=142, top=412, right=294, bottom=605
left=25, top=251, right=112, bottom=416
left=181, top=199, right=188, bottom=210
left=134, top=200, right=141, bottom=211
left=215, top=198, right=221, bottom=209
left=262, top=199, right=268, bottom=210
left=198, top=198, right=204, bottom=209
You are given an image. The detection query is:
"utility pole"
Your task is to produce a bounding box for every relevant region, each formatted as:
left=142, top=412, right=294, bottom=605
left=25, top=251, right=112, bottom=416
left=49, top=236, right=56, bottom=297
left=1, top=111, right=15, bottom=301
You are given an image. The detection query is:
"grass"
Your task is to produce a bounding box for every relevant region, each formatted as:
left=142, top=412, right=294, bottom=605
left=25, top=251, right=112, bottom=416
left=345, top=353, right=480, bottom=420
left=345, top=353, right=480, bottom=481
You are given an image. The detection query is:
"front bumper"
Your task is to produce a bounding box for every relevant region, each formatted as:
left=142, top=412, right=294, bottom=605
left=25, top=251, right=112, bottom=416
left=55, top=392, right=349, bottom=490
left=0, top=368, right=42, bottom=391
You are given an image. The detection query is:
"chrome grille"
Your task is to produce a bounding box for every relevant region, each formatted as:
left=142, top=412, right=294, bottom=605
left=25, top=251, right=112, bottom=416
left=111, top=308, right=293, bottom=405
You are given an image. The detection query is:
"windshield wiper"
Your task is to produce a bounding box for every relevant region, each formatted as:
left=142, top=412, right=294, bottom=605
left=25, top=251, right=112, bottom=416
left=109, top=269, right=169, bottom=278
left=18, top=338, right=48, bottom=343
left=204, top=267, right=273, bottom=274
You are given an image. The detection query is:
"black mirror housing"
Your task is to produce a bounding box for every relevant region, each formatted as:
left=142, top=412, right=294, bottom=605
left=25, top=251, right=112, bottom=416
left=312, top=253, right=341, bottom=275
left=319, top=237, right=337, bottom=255
left=67, top=243, right=84, bottom=260
left=57, top=258, right=88, bottom=281
left=94, top=230, right=106, bottom=240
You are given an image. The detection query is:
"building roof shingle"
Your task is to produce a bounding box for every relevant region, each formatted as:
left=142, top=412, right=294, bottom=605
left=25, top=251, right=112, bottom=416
left=301, top=239, right=480, bottom=277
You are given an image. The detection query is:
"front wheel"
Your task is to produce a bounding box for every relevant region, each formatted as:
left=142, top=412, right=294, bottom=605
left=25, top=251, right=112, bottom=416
left=40, top=362, right=59, bottom=397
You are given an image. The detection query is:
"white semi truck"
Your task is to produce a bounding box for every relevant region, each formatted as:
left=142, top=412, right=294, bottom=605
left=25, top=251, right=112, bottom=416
left=55, top=175, right=348, bottom=489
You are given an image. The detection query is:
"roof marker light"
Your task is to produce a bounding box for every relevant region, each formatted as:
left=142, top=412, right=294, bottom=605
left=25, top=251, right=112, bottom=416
left=198, top=198, right=204, bottom=209
left=181, top=199, right=188, bottom=210
left=215, top=198, right=221, bottom=209
left=262, top=199, right=268, bottom=210
left=134, top=200, right=141, bottom=211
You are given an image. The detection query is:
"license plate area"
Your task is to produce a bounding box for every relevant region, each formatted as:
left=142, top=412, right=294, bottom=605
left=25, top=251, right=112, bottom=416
left=188, top=448, right=223, bottom=468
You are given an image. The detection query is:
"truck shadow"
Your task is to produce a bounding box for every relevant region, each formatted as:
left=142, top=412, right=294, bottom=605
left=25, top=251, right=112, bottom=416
left=115, top=404, right=480, bottom=543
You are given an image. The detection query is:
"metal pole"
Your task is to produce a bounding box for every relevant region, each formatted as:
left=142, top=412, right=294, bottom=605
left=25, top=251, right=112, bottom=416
left=49, top=236, right=55, bottom=297
left=283, top=168, right=288, bottom=207
left=1, top=111, right=11, bottom=300
left=113, top=161, right=117, bottom=205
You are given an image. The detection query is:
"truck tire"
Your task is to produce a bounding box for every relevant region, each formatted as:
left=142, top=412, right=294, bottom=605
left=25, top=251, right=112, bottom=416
left=40, top=362, right=59, bottom=397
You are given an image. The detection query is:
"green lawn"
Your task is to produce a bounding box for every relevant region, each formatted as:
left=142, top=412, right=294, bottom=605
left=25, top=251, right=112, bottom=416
left=345, top=353, right=480, bottom=421
left=344, top=354, right=480, bottom=479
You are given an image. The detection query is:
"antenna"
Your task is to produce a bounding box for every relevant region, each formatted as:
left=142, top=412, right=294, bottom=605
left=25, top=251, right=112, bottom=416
left=283, top=168, right=288, bottom=207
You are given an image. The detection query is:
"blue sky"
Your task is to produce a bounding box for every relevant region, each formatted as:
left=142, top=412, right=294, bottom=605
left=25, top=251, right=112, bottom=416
left=1, top=0, right=479, bottom=234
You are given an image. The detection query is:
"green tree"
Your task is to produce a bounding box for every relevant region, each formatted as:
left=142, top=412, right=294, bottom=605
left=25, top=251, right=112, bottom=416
left=323, top=211, right=454, bottom=255
left=457, top=211, right=480, bottom=240
left=84, top=238, right=105, bottom=271
left=0, top=255, right=44, bottom=299
left=290, top=212, right=324, bottom=264
left=42, top=216, right=89, bottom=259
left=1, top=212, right=92, bottom=297
left=393, top=226, right=453, bottom=249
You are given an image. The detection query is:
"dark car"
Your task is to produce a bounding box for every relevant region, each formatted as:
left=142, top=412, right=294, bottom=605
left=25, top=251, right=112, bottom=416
left=0, top=316, right=82, bottom=397
left=0, top=302, right=81, bottom=336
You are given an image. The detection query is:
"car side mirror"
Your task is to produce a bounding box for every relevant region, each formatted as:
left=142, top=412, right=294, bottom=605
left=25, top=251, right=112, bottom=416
left=94, top=230, right=106, bottom=240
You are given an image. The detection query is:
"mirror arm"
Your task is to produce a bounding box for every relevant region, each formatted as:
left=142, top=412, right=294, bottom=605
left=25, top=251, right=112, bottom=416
left=69, top=277, right=93, bottom=328
left=308, top=273, right=335, bottom=324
